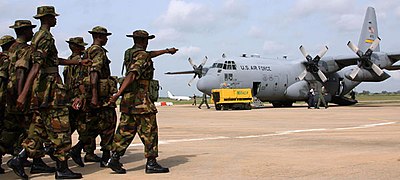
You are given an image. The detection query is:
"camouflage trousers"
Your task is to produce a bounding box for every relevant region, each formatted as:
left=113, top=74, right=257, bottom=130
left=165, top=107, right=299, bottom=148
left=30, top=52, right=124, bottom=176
left=79, top=107, right=116, bottom=153
left=69, top=108, right=96, bottom=154
left=111, top=113, right=158, bottom=158
left=0, top=112, right=31, bottom=156
left=22, top=107, right=72, bottom=161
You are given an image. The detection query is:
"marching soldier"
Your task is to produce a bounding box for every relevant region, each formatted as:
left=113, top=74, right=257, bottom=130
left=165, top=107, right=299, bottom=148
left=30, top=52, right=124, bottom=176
left=63, top=37, right=99, bottom=167
left=77, top=26, right=117, bottom=167
left=8, top=6, right=85, bottom=179
left=107, top=30, right=178, bottom=174
left=0, top=35, right=15, bottom=174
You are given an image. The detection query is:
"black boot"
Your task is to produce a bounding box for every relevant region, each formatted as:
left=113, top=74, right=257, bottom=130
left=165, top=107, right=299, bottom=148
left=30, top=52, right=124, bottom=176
left=30, top=157, right=56, bottom=174
left=84, top=153, right=102, bottom=162
left=70, top=141, right=84, bottom=167
left=55, top=159, right=83, bottom=179
left=0, top=156, right=4, bottom=174
left=106, top=153, right=126, bottom=174
left=145, top=157, right=169, bottom=174
left=44, top=145, right=58, bottom=162
left=7, top=149, right=28, bottom=179
left=100, top=150, right=110, bottom=167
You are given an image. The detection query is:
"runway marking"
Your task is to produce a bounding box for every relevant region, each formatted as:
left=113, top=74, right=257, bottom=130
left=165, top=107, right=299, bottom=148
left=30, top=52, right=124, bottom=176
left=121, top=121, right=397, bottom=148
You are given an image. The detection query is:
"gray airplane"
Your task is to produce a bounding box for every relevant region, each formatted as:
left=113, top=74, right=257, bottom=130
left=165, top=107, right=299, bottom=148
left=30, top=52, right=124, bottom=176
left=166, top=7, right=400, bottom=107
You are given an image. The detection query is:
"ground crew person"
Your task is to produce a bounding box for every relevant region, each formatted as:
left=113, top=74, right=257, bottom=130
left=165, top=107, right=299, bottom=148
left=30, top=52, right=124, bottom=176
left=316, top=86, right=328, bottom=109
left=198, top=93, right=210, bottom=109
left=308, top=88, right=315, bottom=109
left=8, top=6, right=85, bottom=179
left=107, top=30, right=178, bottom=174
left=0, top=34, right=15, bottom=174
left=78, top=26, right=117, bottom=167
left=192, top=94, right=197, bottom=105
left=63, top=37, right=99, bottom=167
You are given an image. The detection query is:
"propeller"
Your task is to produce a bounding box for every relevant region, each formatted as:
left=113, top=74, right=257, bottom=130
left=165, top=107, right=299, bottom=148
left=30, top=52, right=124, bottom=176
left=347, top=37, right=383, bottom=79
left=187, top=56, right=208, bottom=86
left=298, top=45, right=328, bottom=82
left=165, top=56, right=208, bottom=86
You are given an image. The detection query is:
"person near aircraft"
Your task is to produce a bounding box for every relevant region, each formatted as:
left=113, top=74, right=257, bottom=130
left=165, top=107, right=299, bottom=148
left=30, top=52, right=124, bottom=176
left=350, top=91, right=356, bottom=100
left=316, top=86, right=328, bottom=109
left=307, top=88, right=315, bottom=109
left=198, top=93, right=210, bottom=109
left=192, top=94, right=197, bottom=106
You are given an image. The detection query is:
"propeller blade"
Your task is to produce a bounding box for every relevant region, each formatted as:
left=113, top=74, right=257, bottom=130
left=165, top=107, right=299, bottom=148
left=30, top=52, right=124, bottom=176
left=317, top=70, right=328, bottom=82
left=371, top=63, right=384, bottom=76
left=298, top=69, right=308, bottom=80
left=200, top=56, right=208, bottom=67
left=347, top=41, right=363, bottom=57
left=317, top=46, right=329, bottom=59
left=165, top=70, right=196, bottom=75
left=369, top=37, right=381, bottom=52
left=349, top=66, right=360, bottom=79
left=299, top=45, right=312, bottom=61
left=188, top=74, right=197, bottom=86
left=188, top=57, right=196, bottom=68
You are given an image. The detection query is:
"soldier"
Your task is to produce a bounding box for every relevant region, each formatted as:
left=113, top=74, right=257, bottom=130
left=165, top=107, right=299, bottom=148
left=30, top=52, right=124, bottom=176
left=4, top=20, right=59, bottom=175
left=8, top=6, right=84, bottom=179
left=107, top=30, right=178, bottom=174
left=63, top=37, right=99, bottom=167
left=77, top=26, right=117, bottom=167
left=0, top=35, right=15, bottom=174
left=316, top=86, right=328, bottom=109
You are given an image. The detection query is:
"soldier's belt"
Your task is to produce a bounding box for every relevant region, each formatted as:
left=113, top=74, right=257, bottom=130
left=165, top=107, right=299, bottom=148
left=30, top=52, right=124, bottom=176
left=42, top=67, right=59, bottom=74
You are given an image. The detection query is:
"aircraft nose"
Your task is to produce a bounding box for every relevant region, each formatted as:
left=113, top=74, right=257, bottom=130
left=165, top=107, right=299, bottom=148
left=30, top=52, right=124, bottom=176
left=196, top=75, right=219, bottom=94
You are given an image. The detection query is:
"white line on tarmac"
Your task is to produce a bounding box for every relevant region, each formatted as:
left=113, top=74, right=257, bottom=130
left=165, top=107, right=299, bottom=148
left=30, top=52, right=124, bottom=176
left=115, top=121, right=396, bottom=149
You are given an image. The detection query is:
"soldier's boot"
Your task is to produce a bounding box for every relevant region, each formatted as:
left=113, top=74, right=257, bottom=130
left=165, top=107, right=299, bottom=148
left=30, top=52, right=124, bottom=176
left=7, top=149, right=28, bottom=179
left=30, top=157, right=56, bottom=174
left=70, top=141, right=84, bottom=167
left=145, top=157, right=169, bottom=174
left=44, top=145, right=58, bottom=162
left=55, top=159, right=82, bottom=179
left=106, top=153, right=126, bottom=174
left=0, top=156, right=5, bottom=174
left=100, top=150, right=110, bottom=167
left=84, top=153, right=102, bottom=162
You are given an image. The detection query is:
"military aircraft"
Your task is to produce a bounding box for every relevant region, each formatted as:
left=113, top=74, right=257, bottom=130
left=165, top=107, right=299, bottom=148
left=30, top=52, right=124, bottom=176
left=166, top=7, right=400, bottom=107
left=167, top=91, right=191, bottom=101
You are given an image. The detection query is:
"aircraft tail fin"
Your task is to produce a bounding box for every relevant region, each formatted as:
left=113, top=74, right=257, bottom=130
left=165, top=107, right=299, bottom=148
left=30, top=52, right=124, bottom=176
left=358, top=7, right=379, bottom=52
left=167, top=91, right=173, bottom=98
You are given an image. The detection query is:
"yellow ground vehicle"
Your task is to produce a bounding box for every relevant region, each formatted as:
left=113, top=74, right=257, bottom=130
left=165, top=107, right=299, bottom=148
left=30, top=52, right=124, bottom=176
left=211, top=88, right=253, bottom=110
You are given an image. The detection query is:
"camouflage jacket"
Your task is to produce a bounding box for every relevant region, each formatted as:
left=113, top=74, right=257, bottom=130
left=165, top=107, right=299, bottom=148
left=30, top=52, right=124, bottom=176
left=85, top=44, right=112, bottom=105
left=6, top=38, right=32, bottom=113
left=30, top=27, right=66, bottom=109
left=0, top=51, right=10, bottom=106
left=120, top=45, right=157, bottom=115
left=63, top=52, right=87, bottom=103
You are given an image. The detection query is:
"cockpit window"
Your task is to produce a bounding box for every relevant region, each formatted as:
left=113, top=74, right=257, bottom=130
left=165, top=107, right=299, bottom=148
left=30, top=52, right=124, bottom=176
left=223, top=61, right=237, bottom=70
left=211, top=63, right=224, bottom=69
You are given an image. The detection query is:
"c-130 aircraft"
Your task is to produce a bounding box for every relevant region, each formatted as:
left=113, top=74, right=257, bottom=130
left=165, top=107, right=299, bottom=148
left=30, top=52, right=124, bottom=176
left=166, top=7, right=400, bottom=107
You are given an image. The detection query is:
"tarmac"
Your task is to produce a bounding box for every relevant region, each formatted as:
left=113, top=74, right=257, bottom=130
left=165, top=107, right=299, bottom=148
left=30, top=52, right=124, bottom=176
left=2, top=103, right=400, bottom=179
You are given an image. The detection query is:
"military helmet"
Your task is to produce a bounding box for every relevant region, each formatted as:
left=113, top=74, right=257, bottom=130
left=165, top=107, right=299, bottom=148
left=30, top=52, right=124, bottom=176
left=88, top=26, right=112, bottom=36
left=33, top=6, right=59, bottom=19
left=0, top=35, right=15, bottom=46
left=66, top=37, right=88, bottom=47
left=126, top=30, right=155, bottom=39
left=9, top=20, right=37, bottom=29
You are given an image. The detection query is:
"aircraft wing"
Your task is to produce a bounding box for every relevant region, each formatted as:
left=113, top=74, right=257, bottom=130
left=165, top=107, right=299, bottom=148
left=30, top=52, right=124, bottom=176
left=165, top=70, right=195, bottom=75
left=321, top=55, right=359, bottom=72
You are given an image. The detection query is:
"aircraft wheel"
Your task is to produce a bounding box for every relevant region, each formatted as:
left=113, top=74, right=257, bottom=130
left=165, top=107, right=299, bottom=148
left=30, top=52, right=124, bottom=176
left=244, top=103, right=251, bottom=110
left=215, top=104, right=222, bottom=110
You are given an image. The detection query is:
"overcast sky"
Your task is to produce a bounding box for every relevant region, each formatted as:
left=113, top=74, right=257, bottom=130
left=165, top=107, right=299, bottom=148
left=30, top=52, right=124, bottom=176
left=1, top=0, right=400, bottom=96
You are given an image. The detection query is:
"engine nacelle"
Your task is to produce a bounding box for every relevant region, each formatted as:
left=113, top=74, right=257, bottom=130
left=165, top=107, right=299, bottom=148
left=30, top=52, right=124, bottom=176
left=284, top=80, right=309, bottom=100
left=345, top=68, right=390, bottom=82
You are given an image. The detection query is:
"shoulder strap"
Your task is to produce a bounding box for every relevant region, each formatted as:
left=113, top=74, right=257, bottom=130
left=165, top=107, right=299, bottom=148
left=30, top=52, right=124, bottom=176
left=121, top=48, right=145, bottom=76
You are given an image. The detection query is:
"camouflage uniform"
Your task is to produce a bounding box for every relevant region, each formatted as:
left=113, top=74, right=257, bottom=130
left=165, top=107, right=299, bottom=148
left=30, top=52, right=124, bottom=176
left=63, top=37, right=96, bottom=154
left=0, top=35, right=15, bottom=156
left=111, top=44, right=159, bottom=158
left=21, top=25, right=72, bottom=161
left=82, top=26, right=117, bottom=154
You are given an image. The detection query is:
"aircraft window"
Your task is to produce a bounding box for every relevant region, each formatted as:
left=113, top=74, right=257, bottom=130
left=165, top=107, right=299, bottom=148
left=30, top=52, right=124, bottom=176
left=211, top=63, right=218, bottom=68
left=232, top=65, right=236, bottom=70
left=223, top=64, right=227, bottom=69
left=217, top=63, right=223, bottom=68
left=227, top=65, right=232, bottom=70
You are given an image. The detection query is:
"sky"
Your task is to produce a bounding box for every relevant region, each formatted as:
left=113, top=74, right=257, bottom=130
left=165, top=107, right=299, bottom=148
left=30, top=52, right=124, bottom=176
left=1, top=0, right=400, bottom=96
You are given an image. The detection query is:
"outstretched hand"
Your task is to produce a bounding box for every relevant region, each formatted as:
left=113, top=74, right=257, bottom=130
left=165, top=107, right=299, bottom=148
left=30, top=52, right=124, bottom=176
left=167, top=48, right=179, bottom=55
